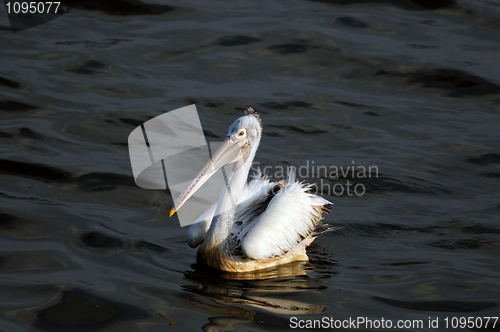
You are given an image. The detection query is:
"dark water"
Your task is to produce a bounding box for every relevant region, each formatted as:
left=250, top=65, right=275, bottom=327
left=1, top=0, right=500, bottom=331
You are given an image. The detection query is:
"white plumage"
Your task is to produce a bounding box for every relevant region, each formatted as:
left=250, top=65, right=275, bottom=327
left=171, top=108, right=338, bottom=272
left=240, top=172, right=330, bottom=260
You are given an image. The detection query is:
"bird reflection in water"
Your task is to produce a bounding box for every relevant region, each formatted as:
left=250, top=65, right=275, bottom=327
left=183, top=258, right=337, bottom=331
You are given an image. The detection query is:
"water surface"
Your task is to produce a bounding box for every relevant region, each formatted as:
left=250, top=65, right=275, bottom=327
left=1, top=0, right=499, bottom=331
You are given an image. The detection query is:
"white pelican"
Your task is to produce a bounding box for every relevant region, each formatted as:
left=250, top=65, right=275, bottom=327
left=170, top=108, right=339, bottom=272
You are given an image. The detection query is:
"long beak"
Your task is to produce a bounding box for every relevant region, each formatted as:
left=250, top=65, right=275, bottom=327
left=169, top=136, right=242, bottom=217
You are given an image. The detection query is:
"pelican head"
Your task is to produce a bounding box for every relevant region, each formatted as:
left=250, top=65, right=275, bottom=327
left=226, top=107, right=262, bottom=158
left=170, top=107, right=262, bottom=217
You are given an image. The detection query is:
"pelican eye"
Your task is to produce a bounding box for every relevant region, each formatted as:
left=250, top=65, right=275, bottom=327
left=236, top=129, right=246, bottom=138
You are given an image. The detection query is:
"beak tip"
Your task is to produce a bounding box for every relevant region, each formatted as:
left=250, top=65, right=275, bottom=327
left=169, top=209, right=176, bottom=217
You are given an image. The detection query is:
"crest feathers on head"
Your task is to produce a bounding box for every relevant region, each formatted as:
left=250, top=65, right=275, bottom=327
left=244, top=107, right=263, bottom=129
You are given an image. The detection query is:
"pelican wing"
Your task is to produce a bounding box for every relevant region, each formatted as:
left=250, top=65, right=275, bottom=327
left=239, top=177, right=332, bottom=261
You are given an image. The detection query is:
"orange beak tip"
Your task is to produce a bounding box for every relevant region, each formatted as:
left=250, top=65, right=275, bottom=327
left=169, top=209, right=176, bottom=217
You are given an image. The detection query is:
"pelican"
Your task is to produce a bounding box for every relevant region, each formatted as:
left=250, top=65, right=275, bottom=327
left=170, top=107, right=339, bottom=272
